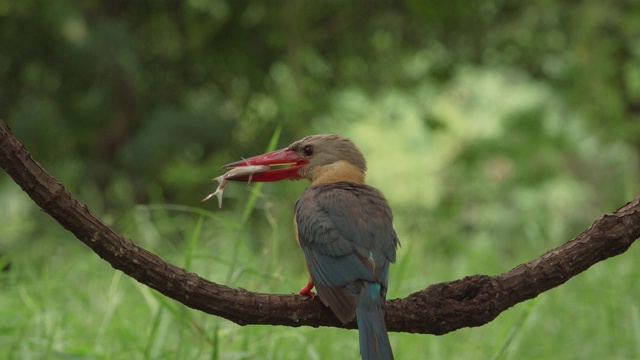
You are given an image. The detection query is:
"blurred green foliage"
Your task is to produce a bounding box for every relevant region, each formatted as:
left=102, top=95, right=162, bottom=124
left=1, top=0, right=640, bottom=359
left=2, top=0, right=639, bottom=210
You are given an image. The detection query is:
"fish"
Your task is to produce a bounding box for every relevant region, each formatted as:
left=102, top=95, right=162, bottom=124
left=201, top=164, right=271, bottom=208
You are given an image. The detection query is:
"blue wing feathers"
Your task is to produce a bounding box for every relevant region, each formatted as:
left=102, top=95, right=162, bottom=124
left=295, top=182, right=397, bottom=358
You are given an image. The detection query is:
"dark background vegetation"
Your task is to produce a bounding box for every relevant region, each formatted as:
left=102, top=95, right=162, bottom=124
left=2, top=1, right=640, bottom=359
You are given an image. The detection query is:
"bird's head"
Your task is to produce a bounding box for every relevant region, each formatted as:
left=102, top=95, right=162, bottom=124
left=224, top=134, right=367, bottom=184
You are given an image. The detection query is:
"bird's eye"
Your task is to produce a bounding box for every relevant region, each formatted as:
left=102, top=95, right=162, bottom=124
left=303, top=145, right=314, bottom=157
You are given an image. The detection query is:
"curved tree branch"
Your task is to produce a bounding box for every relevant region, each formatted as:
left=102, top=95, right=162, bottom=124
left=1, top=119, right=639, bottom=335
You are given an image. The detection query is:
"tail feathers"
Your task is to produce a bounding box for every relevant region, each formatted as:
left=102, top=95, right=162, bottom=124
left=356, top=282, right=393, bottom=360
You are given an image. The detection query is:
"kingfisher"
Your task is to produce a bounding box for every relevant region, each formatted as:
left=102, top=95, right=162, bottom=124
left=224, top=134, right=399, bottom=360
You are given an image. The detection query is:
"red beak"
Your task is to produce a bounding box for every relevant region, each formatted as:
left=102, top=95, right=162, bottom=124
left=223, top=147, right=308, bottom=182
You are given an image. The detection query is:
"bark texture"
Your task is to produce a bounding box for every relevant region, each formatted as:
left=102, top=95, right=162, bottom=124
left=1, top=119, right=638, bottom=335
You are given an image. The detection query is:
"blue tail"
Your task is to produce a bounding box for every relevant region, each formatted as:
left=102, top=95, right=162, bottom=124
left=356, top=282, right=393, bottom=360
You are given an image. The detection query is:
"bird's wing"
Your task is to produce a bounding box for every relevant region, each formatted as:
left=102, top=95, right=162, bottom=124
left=294, top=182, right=399, bottom=322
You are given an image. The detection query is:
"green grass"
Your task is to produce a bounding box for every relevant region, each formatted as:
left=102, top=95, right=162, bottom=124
left=2, top=195, right=640, bottom=359
left=3, top=78, right=640, bottom=358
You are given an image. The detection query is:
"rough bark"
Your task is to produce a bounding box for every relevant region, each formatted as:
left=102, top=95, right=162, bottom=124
left=0, top=119, right=638, bottom=335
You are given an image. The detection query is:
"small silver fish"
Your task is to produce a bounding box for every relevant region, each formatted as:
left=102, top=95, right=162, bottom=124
left=201, top=164, right=270, bottom=208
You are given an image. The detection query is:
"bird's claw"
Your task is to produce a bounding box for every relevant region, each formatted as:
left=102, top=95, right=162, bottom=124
left=298, top=282, right=315, bottom=298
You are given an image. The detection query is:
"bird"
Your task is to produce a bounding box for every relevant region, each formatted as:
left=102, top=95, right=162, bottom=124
left=223, top=134, right=399, bottom=360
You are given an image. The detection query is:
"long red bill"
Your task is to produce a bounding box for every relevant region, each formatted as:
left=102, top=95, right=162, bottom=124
left=223, top=147, right=307, bottom=182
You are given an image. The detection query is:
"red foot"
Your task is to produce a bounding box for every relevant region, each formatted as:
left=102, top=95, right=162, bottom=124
left=298, top=281, right=315, bottom=297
